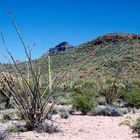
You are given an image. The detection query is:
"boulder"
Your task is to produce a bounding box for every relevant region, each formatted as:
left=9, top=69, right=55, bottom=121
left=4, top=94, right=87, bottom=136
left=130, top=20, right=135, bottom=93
left=49, top=42, right=73, bottom=55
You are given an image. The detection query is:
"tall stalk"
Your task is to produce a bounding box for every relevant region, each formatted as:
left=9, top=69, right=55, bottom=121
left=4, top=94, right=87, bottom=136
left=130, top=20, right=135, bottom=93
left=48, top=55, right=52, bottom=92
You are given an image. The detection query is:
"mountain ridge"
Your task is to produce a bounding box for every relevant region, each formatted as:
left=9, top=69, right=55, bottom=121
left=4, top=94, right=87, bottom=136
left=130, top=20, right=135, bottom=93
left=47, top=33, right=140, bottom=56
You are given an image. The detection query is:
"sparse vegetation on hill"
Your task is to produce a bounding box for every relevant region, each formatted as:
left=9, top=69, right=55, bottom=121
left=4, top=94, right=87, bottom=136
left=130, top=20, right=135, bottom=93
left=2, top=33, right=140, bottom=83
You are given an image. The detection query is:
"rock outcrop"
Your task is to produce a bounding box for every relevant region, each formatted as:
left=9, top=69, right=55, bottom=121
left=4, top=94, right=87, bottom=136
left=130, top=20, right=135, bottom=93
left=49, top=42, right=73, bottom=55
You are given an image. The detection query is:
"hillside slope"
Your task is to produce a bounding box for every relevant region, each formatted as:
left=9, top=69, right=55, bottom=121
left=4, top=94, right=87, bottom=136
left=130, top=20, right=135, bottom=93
left=3, top=33, right=140, bottom=82
left=48, top=33, right=140, bottom=81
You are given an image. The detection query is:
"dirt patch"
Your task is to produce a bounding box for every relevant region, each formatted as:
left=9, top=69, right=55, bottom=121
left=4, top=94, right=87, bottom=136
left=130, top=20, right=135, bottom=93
left=2, top=113, right=139, bottom=140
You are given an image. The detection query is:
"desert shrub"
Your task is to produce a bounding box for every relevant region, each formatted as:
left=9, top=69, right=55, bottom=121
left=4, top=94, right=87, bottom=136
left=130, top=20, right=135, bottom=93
left=56, top=93, right=71, bottom=105
left=71, top=84, right=98, bottom=115
left=120, top=81, right=136, bottom=101
left=59, top=108, right=70, bottom=119
left=59, top=111, right=69, bottom=119
left=2, top=112, right=14, bottom=121
left=6, top=124, right=27, bottom=132
left=99, top=77, right=125, bottom=105
left=73, top=80, right=96, bottom=89
left=6, top=125, right=18, bottom=132
left=49, top=108, right=58, bottom=115
left=132, top=118, right=140, bottom=137
left=123, top=80, right=133, bottom=91
left=16, top=111, right=25, bottom=120
left=43, top=120, right=59, bottom=133
left=119, top=116, right=133, bottom=127
left=124, top=88, right=140, bottom=108
left=91, top=105, right=112, bottom=116
left=57, top=98, right=68, bottom=105
left=92, top=105, right=123, bottom=116
left=0, top=94, right=6, bottom=104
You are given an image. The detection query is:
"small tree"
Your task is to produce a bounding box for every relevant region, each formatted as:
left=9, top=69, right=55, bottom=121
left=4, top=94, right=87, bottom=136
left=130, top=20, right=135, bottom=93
left=71, top=81, right=98, bottom=115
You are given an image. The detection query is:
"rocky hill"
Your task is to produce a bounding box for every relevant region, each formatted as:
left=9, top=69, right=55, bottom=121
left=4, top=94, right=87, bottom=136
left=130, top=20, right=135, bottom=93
left=80, top=33, right=140, bottom=47
left=3, top=33, right=140, bottom=83
left=46, top=33, right=140, bottom=81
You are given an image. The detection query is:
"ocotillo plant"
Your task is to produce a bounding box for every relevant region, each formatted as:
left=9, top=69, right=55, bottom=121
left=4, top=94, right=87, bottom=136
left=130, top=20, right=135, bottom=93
left=0, top=12, right=94, bottom=131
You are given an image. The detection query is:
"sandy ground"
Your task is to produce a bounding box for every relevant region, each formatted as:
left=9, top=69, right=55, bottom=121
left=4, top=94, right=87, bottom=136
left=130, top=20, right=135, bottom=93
left=2, top=113, right=139, bottom=140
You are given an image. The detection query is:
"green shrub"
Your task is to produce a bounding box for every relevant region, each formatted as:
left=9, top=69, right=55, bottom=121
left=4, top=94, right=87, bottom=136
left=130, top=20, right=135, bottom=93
left=6, top=124, right=27, bottom=132
left=132, top=118, right=140, bottom=137
left=124, top=88, right=140, bottom=108
left=0, top=96, right=6, bottom=104
left=99, top=77, right=125, bottom=105
left=16, top=111, right=25, bottom=120
left=2, top=112, right=13, bottom=121
left=73, top=80, right=96, bottom=89
left=6, top=125, right=17, bottom=132
left=57, top=98, right=69, bottom=105
left=71, top=84, right=98, bottom=115
left=0, top=91, right=6, bottom=104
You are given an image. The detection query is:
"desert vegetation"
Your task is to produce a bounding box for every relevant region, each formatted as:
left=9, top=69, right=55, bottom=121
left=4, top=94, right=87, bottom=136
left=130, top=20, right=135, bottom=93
left=0, top=13, right=140, bottom=140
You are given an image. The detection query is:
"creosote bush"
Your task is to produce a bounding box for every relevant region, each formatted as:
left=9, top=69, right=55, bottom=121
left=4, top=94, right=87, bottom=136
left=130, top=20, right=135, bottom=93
left=132, top=118, right=140, bottom=137
left=71, top=81, right=98, bottom=115
left=6, top=124, right=27, bottom=132
left=99, top=77, right=125, bottom=105
left=124, top=88, right=140, bottom=108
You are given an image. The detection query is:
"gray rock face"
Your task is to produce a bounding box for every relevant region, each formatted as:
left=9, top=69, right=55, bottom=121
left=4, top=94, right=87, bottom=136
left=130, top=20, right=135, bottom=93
left=49, top=42, right=73, bottom=55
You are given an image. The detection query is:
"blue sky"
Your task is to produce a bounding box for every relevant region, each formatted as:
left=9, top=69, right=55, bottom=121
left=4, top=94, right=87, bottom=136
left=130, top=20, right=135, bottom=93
left=0, top=0, right=140, bottom=62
